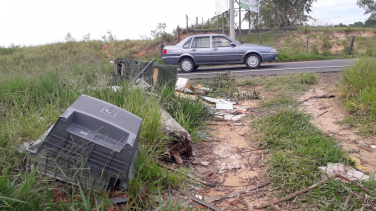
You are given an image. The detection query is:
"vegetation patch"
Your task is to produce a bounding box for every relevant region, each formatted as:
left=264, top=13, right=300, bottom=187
left=338, top=57, right=376, bottom=136
left=252, top=109, right=376, bottom=209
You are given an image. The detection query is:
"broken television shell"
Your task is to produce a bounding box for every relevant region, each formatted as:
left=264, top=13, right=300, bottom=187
left=27, top=95, right=142, bottom=192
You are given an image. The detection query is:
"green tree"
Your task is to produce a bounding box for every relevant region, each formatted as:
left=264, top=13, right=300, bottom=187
left=357, top=0, right=376, bottom=15
left=151, top=23, right=173, bottom=42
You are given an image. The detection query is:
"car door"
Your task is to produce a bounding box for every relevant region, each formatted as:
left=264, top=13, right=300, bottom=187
left=190, top=36, right=211, bottom=63
left=211, top=36, right=241, bottom=62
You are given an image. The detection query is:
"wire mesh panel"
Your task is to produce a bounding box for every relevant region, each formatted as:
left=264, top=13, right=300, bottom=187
left=27, top=95, right=142, bottom=192
left=113, top=58, right=177, bottom=88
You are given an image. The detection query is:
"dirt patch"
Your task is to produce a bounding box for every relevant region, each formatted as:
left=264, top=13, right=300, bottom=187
left=191, top=100, right=271, bottom=210
left=299, top=73, right=376, bottom=174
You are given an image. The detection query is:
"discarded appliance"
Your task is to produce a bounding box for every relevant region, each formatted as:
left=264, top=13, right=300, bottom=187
left=27, top=95, right=142, bottom=192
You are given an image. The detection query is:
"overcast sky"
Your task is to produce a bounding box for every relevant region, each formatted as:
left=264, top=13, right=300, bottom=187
left=0, top=0, right=370, bottom=47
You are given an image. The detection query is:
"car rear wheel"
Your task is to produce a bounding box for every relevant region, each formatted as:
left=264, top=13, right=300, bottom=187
left=245, top=54, right=261, bottom=69
left=180, top=58, right=195, bottom=72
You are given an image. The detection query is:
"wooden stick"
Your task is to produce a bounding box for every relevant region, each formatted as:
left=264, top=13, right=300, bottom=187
left=316, top=111, right=328, bottom=118
left=256, top=177, right=328, bottom=209
left=339, top=174, right=376, bottom=196
left=184, top=193, right=224, bottom=211
left=250, top=156, right=261, bottom=170
left=358, top=145, right=373, bottom=152
left=344, top=192, right=354, bottom=208
left=207, top=182, right=270, bottom=203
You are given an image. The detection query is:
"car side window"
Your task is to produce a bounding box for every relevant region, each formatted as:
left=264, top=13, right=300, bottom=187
left=212, top=36, right=233, bottom=48
left=191, top=37, right=210, bottom=48
left=183, top=38, right=192, bottom=49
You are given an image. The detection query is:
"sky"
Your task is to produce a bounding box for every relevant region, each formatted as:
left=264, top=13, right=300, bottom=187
left=0, top=0, right=370, bottom=47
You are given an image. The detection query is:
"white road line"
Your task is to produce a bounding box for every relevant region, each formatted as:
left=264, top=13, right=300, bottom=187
left=177, top=65, right=348, bottom=76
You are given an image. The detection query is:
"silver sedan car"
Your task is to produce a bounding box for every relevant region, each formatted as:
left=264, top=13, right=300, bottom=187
left=162, top=34, right=278, bottom=72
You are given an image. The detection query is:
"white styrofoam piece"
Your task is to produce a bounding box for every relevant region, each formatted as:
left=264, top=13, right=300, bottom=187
left=216, top=103, right=234, bottom=110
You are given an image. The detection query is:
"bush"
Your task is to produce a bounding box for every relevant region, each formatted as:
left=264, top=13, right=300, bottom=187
left=312, top=45, right=320, bottom=55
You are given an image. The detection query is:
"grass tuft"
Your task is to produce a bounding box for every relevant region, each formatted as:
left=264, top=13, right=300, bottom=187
left=338, top=57, right=376, bottom=136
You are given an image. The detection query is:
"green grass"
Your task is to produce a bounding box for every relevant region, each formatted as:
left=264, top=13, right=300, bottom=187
left=260, top=94, right=298, bottom=108
left=0, top=39, right=208, bottom=210
left=252, top=109, right=376, bottom=209
left=338, top=57, right=376, bottom=136
left=263, top=73, right=317, bottom=93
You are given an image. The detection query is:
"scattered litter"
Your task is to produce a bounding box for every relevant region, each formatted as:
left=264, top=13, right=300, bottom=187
left=18, top=141, right=34, bottom=154
left=135, top=78, right=152, bottom=90
left=371, top=145, right=376, bottom=149
left=359, top=141, right=368, bottom=147
left=195, top=131, right=211, bottom=141
left=202, top=96, right=236, bottom=105
left=216, top=103, right=233, bottom=110
left=108, top=86, right=122, bottom=92
left=318, top=163, right=370, bottom=181
left=350, top=156, right=369, bottom=173
left=201, top=161, right=210, bottom=166
left=197, top=86, right=213, bottom=92
left=195, top=194, right=203, bottom=200
left=234, top=108, right=248, bottom=115
left=223, top=114, right=247, bottom=121
left=175, top=77, right=189, bottom=91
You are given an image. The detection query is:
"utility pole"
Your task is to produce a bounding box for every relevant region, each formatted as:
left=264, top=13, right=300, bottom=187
left=222, top=13, right=225, bottom=34
left=248, top=11, right=251, bottom=34
left=186, top=15, right=188, bottom=32
left=229, top=0, right=235, bottom=39
left=239, top=4, right=241, bottom=42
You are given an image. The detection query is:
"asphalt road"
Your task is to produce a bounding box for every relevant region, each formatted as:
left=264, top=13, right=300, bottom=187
left=177, top=59, right=354, bottom=79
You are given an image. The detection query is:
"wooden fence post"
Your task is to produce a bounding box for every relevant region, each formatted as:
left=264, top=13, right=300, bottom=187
left=349, top=36, right=355, bottom=54
left=177, top=25, right=180, bottom=42
left=306, top=37, right=309, bottom=54
left=260, top=34, right=262, bottom=45
left=159, top=42, right=164, bottom=58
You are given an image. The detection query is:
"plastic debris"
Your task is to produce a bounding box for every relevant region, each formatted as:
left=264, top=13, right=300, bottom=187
left=318, top=162, right=370, bottom=181
left=175, top=77, right=189, bottom=91
left=216, top=103, right=234, bottom=110
left=202, top=96, right=236, bottom=105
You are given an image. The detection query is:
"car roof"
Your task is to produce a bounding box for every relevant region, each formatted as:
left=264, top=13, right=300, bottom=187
left=188, top=34, right=229, bottom=37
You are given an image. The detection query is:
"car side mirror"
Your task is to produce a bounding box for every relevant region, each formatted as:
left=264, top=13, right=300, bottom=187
left=231, top=43, right=236, bottom=47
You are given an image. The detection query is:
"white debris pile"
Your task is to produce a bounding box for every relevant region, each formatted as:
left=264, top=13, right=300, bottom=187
left=318, top=163, right=370, bottom=181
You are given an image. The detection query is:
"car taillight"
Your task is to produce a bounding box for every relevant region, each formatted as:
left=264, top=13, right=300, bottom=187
left=163, top=49, right=167, bottom=54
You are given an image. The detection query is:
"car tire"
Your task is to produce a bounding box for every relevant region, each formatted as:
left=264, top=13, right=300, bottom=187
left=180, top=58, right=195, bottom=72
left=245, top=54, right=261, bottom=69
left=194, top=65, right=200, bottom=70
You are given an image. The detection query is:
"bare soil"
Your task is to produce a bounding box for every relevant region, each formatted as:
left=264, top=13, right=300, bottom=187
left=186, top=72, right=375, bottom=210
left=189, top=100, right=271, bottom=210
left=299, top=73, right=376, bottom=174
